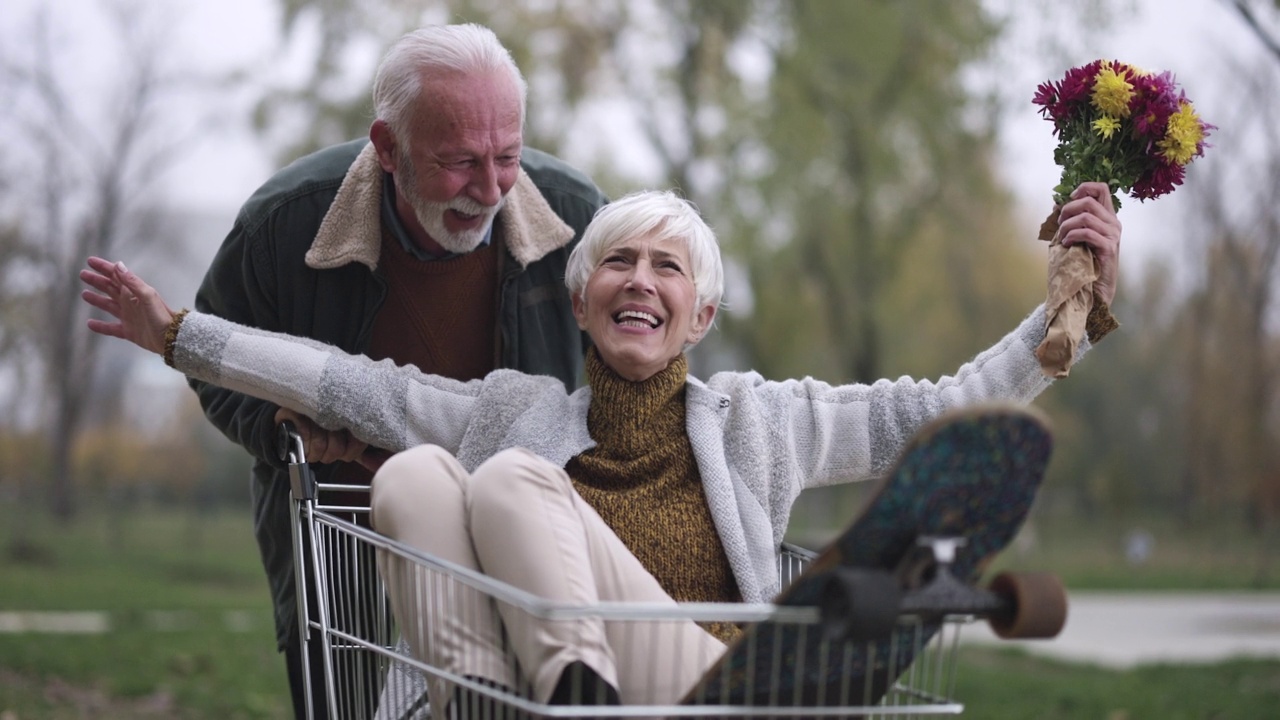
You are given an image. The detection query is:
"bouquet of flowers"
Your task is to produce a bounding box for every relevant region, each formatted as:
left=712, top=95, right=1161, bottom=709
left=1031, top=60, right=1212, bottom=377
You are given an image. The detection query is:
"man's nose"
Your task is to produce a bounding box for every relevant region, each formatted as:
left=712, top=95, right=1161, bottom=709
left=468, top=161, right=503, bottom=207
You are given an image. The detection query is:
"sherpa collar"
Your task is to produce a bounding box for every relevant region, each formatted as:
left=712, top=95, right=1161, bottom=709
left=304, top=143, right=575, bottom=271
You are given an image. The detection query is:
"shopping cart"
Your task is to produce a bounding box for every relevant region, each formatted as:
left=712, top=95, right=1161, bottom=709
left=281, top=423, right=972, bottom=719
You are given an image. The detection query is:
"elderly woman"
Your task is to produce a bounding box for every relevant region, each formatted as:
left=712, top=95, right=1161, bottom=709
left=81, top=185, right=1121, bottom=715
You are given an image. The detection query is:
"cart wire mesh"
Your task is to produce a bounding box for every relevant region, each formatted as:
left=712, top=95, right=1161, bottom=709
left=286, top=445, right=969, bottom=719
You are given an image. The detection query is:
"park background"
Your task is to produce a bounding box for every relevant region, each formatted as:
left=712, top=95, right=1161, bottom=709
left=1, top=0, right=1278, bottom=717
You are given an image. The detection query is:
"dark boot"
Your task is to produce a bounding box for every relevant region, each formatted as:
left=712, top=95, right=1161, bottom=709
left=450, top=676, right=527, bottom=720
left=547, top=660, right=621, bottom=710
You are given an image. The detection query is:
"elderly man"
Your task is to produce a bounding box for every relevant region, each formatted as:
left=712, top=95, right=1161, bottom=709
left=191, top=24, right=606, bottom=718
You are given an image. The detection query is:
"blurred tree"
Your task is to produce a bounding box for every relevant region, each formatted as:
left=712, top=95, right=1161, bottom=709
left=251, top=0, right=758, bottom=195
left=1034, top=264, right=1188, bottom=519
left=0, top=3, right=194, bottom=520
left=1230, top=0, right=1280, bottom=65
left=716, top=1, right=1032, bottom=383
left=1178, top=57, right=1280, bottom=530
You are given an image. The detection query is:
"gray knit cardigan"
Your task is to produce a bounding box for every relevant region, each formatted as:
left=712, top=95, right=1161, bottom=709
left=173, top=304, right=1080, bottom=603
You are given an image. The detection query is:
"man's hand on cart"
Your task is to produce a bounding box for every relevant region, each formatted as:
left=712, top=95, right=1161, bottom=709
left=274, top=408, right=389, bottom=472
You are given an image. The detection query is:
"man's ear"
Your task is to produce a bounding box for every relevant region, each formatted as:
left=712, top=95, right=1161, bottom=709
left=687, top=304, right=717, bottom=344
left=571, top=292, right=589, bottom=331
left=369, top=120, right=399, bottom=173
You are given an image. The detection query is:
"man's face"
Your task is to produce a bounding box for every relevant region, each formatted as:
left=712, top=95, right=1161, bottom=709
left=392, top=68, right=523, bottom=254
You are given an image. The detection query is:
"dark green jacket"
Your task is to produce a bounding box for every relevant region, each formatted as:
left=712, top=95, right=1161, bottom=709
left=191, top=138, right=606, bottom=648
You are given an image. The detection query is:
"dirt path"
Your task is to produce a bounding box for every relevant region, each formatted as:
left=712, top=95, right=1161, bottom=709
left=962, top=591, right=1280, bottom=668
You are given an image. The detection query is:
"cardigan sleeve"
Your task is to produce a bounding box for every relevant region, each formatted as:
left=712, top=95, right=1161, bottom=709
left=171, top=310, right=480, bottom=455
left=781, top=304, right=1087, bottom=488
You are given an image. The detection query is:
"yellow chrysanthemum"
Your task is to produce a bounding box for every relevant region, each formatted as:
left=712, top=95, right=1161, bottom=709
left=1091, top=62, right=1134, bottom=118
left=1158, top=102, right=1206, bottom=165
left=1092, top=115, right=1122, bottom=140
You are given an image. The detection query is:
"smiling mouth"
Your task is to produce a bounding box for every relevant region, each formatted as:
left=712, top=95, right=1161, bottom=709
left=614, top=310, right=661, bottom=329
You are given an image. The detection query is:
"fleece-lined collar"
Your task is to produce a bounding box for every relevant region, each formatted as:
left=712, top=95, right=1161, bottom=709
left=304, top=143, right=576, bottom=271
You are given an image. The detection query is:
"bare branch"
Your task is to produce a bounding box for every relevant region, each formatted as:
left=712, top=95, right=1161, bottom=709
left=1230, top=0, right=1280, bottom=65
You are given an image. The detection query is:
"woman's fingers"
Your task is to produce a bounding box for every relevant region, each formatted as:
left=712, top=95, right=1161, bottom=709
left=85, top=317, right=126, bottom=339
left=80, top=287, right=120, bottom=317
left=1070, top=181, right=1117, bottom=211
left=81, top=262, right=130, bottom=340
left=80, top=257, right=175, bottom=354
left=79, top=267, right=119, bottom=297
left=1056, top=184, right=1123, bottom=306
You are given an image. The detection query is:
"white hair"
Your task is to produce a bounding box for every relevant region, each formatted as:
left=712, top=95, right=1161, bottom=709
left=565, top=190, right=725, bottom=313
left=372, top=24, right=528, bottom=142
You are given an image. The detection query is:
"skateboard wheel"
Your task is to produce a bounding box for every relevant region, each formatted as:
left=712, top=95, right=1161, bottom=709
left=815, top=567, right=902, bottom=643
left=987, top=571, right=1067, bottom=639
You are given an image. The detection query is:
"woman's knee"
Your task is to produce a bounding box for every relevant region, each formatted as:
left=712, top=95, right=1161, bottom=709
left=469, top=448, right=570, bottom=516
left=370, top=444, right=466, bottom=535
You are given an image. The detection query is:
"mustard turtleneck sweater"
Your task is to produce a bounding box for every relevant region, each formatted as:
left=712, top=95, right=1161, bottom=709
left=566, top=348, right=741, bottom=642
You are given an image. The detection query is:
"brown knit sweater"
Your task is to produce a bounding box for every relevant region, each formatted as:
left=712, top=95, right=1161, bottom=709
left=367, top=226, right=499, bottom=382
left=567, top=349, right=741, bottom=642
left=332, top=226, right=499, bottom=499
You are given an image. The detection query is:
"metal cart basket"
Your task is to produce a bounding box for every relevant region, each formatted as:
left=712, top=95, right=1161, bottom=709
left=282, top=427, right=972, bottom=719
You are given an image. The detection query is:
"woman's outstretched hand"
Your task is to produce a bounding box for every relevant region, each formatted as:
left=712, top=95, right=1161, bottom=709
left=80, top=257, right=177, bottom=355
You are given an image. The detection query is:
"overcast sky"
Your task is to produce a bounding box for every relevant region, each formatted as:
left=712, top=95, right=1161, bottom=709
left=2, top=0, right=1270, bottom=273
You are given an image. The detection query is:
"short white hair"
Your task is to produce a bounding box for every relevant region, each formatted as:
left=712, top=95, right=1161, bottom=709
left=565, top=190, right=724, bottom=313
left=372, top=24, right=528, bottom=142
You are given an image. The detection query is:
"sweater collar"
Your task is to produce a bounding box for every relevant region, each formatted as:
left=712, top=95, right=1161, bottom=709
left=585, top=347, right=688, bottom=451
left=304, top=142, right=575, bottom=271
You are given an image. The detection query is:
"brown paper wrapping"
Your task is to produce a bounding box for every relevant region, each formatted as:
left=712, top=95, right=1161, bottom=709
left=1035, top=208, right=1098, bottom=378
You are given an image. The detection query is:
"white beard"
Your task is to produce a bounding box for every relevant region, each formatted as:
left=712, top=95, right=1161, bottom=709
left=397, top=152, right=505, bottom=254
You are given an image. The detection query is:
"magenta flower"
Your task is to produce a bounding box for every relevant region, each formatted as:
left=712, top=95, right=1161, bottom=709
left=1033, top=60, right=1212, bottom=208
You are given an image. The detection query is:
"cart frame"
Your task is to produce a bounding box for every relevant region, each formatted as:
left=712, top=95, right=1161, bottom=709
left=282, top=427, right=970, bottom=719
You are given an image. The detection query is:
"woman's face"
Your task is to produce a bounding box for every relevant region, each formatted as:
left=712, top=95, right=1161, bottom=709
left=572, top=232, right=716, bottom=382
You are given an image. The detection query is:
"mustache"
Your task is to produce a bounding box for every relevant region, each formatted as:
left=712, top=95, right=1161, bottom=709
left=449, top=195, right=502, bottom=216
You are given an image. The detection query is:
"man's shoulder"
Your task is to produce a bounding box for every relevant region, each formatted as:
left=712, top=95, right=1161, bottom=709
left=237, top=139, right=369, bottom=227
left=519, top=147, right=607, bottom=215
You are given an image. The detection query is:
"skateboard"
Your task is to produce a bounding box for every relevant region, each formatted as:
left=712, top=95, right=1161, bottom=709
left=682, top=403, right=1066, bottom=710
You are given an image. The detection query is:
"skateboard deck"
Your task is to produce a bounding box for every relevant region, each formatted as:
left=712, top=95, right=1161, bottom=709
left=683, top=403, right=1053, bottom=709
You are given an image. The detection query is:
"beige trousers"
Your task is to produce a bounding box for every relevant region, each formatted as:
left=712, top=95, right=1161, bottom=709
left=371, top=445, right=724, bottom=717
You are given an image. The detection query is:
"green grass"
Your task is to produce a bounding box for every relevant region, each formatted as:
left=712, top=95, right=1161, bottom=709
left=1, top=504, right=290, bottom=719
left=955, top=647, right=1280, bottom=719
left=990, top=512, right=1280, bottom=591
left=0, top=515, right=266, bottom=610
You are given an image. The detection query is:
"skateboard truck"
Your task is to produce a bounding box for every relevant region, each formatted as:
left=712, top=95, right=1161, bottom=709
left=899, top=536, right=1004, bottom=618
left=899, top=535, right=1068, bottom=639
left=814, top=537, right=975, bottom=643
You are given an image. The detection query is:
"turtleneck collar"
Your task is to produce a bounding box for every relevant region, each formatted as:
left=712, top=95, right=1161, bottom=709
left=584, top=346, right=688, bottom=457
